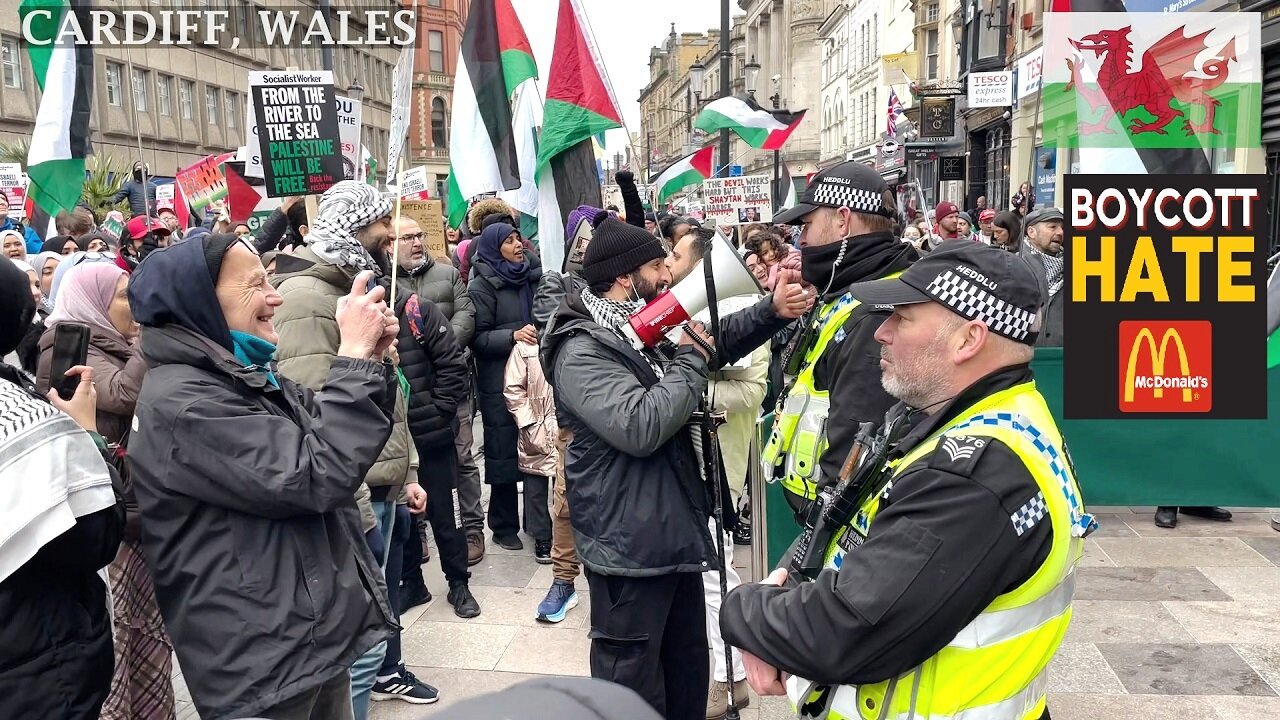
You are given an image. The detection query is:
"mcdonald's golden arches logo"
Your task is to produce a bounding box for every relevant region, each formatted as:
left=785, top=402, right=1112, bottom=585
left=1117, top=321, right=1212, bottom=413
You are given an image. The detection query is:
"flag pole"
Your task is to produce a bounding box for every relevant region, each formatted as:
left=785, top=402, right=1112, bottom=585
left=128, top=45, right=152, bottom=219
left=571, top=0, right=645, bottom=183
left=390, top=156, right=405, bottom=310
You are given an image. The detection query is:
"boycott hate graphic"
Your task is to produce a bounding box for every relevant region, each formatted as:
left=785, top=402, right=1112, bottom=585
left=250, top=71, right=344, bottom=197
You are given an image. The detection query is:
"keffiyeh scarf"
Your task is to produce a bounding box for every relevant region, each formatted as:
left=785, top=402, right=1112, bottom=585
left=1025, top=240, right=1064, bottom=298
left=580, top=287, right=664, bottom=379
left=306, top=181, right=394, bottom=275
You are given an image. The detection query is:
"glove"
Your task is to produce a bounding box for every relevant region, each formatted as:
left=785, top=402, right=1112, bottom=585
left=616, top=170, right=635, bottom=186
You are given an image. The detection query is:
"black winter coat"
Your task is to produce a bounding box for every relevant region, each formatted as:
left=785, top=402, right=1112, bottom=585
left=0, top=365, right=125, bottom=720
left=127, top=325, right=397, bottom=720
left=468, top=253, right=542, bottom=485
left=395, top=293, right=469, bottom=449
left=542, top=275, right=789, bottom=575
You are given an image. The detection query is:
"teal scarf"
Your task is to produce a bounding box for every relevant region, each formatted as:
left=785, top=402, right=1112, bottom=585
left=230, top=331, right=279, bottom=388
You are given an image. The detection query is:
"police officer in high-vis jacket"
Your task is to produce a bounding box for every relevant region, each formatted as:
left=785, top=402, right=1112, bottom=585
left=722, top=241, right=1094, bottom=720
left=761, top=162, right=918, bottom=518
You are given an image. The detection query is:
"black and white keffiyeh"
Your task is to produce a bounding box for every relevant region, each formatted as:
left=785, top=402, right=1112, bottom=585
left=580, top=288, right=664, bottom=378
left=1024, top=240, right=1064, bottom=298
left=305, top=181, right=394, bottom=275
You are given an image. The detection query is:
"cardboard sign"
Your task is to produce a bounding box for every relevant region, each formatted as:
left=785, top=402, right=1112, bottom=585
left=249, top=70, right=344, bottom=197
left=0, top=164, right=25, bottom=220
left=398, top=200, right=448, bottom=260
left=155, top=183, right=175, bottom=211
left=968, top=71, right=1014, bottom=108
left=1063, top=174, right=1270, bottom=419
left=702, top=175, right=773, bottom=226
left=176, top=153, right=235, bottom=212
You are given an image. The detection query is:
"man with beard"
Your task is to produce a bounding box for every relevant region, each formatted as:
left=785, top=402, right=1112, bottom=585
left=541, top=217, right=810, bottom=720
left=272, top=181, right=435, bottom=715
left=933, top=201, right=963, bottom=240
left=722, top=241, right=1093, bottom=720
left=1017, top=208, right=1065, bottom=348
left=759, top=161, right=918, bottom=520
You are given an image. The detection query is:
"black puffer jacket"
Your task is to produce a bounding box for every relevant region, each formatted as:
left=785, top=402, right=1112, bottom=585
left=395, top=292, right=469, bottom=448
left=468, top=252, right=542, bottom=485
left=542, top=275, right=788, bottom=575
left=401, top=255, right=476, bottom=348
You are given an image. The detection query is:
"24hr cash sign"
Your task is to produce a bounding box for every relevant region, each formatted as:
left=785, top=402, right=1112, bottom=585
left=1063, top=175, right=1270, bottom=419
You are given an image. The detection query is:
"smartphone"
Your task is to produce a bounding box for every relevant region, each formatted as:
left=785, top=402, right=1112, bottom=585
left=49, top=322, right=91, bottom=400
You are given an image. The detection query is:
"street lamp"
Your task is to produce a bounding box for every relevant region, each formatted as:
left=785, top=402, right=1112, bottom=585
left=689, top=61, right=705, bottom=101
left=743, top=55, right=760, bottom=97
left=770, top=75, right=784, bottom=208
left=348, top=80, right=365, bottom=103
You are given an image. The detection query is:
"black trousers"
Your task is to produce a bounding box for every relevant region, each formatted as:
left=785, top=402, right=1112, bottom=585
left=585, top=570, right=709, bottom=720
left=487, top=473, right=551, bottom=542
left=410, top=441, right=471, bottom=585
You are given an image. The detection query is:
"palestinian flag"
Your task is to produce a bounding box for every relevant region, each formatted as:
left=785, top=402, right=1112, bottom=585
left=495, top=0, right=542, bottom=239
left=496, top=0, right=536, bottom=97
left=21, top=0, right=94, bottom=218
left=449, top=0, right=521, bottom=200
left=695, top=95, right=806, bottom=150
left=535, top=0, right=624, bottom=174
left=445, top=168, right=468, bottom=231
left=1042, top=11, right=1260, bottom=151
left=653, top=145, right=715, bottom=204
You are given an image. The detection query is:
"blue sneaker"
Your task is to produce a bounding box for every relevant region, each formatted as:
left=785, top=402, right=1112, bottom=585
left=536, top=579, right=579, bottom=623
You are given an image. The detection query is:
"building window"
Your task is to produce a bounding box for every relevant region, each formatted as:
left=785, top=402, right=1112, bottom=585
left=157, top=75, right=172, bottom=116
left=179, top=79, right=194, bottom=120
left=925, top=29, right=939, bottom=81
left=429, top=31, right=444, bottom=73
left=237, top=5, right=249, bottom=42
left=2, top=37, right=21, bottom=89
left=106, top=62, right=124, bottom=106
left=926, top=2, right=939, bottom=22
left=131, top=67, right=149, bottom=112
left=225, top=91, right=238, bottom=129
left=984, top=126, right=1010, bottom=210
left=429, top=0, right=442, bottom=6
left=431, top=97, right=447, bottom=147
left=205, top=86, right=219, bottom=125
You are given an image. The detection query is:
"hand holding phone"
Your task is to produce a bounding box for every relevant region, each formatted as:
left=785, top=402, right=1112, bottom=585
left=49, top=322, right=91, bottom=401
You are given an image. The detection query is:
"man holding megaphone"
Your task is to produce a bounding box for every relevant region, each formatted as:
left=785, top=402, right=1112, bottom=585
left=541, top=216, right=810, bottom=720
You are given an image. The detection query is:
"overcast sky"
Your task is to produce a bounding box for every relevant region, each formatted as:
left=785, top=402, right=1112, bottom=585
left=510, top=0, right=725, bottom=161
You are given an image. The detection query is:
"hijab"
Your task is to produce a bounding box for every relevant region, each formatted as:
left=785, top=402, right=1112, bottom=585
left=29, top=252, right=60, bottom=313
left=475, top=223, right=530, bottom=288
left=48, top=251, right=117, bottom=307
left=42, top=236, right=73, bottom=254
left=127, top=232, right=235, bottom=351
left=0, top=256, right=35, bottom=356
left=45, top=263, right=129, bottom=345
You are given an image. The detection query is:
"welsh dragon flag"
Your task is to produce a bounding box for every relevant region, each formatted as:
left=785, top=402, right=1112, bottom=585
left=1042, top=11, right=1260, bottom=151
left=535, top=0, right=624, bottom=174
left=20, top=0, right=94, bottom=218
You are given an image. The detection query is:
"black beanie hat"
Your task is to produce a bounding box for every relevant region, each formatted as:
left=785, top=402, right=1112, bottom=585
left=581, top=217, right=666, bottom=285
left=203, top=233, right=241, bottom=284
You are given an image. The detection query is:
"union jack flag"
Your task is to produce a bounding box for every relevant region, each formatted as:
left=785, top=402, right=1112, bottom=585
left=887, top=89, right=904, bottom=138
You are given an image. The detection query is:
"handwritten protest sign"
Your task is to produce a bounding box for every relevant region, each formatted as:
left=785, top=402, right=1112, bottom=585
left=399, top=200, right=448, bottom=260
left=249, top=70, right=343, bottom=197
left=155, top=183, right=175, bottom=211
left=702, top=175, right=772, bottom=225
left=176, top=153, right=234, bottom=212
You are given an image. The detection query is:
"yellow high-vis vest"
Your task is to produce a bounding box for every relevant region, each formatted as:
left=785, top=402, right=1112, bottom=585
left=788, top=380, right=1092, bottom=720
left=762, top=272, right=903, bottom=502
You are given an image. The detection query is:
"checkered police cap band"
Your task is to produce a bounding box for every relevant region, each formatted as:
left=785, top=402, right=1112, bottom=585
left=925, top=269, right=1037, bottom=342
left=807, top=180, right=895, bottom=218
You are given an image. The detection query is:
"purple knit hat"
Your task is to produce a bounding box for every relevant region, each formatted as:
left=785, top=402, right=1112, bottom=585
left=565, top=205, right=602, bottom=239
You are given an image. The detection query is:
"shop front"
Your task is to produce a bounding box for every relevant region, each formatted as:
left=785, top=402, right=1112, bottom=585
left=964, top=106, right=1011, bottom=214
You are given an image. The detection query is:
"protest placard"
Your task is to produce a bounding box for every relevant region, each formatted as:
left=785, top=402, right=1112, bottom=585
left=399, top=200, right=448, bottom=260
left=702, top=175, right=773, bottom=226
left=336, top=95, right=363, bottom=182
left=175, top=153, right=234, bottom=212
left=0, top=164, right=26, bottom=220
left=249, top=70, right=344, bottom=197
left=156, top=183, right=175, bottom=211
left=399, top=166, right=429, bottom=198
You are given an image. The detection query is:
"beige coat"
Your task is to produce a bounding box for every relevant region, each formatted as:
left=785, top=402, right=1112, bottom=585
left=502, top=341, right=559, bottom=477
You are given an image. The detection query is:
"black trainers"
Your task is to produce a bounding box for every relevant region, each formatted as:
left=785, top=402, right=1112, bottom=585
left=370, top=668, right=440, bottom=704
left=400, top=582, right=432, bottom=611
left=732, top=523, right=752, bottom=546
left=534, top=540, right=552, bottom=564
left=448, top=583, right=481, bottom=618
left=494, top=534, right=524, bottom=551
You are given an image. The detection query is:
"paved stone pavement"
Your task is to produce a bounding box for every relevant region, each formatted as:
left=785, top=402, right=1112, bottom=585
left=171, top=507, right=1280, bottom=719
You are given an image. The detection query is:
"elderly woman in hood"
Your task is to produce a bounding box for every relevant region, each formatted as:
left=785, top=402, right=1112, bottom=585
left=0, top=256, right=125, bottom=720
left=123, top=234, right=402, bottom=720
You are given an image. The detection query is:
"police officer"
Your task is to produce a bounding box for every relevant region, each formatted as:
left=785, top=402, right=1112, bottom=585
left=722, top=241, right=1095, bottom=720
left=762, top=162, right=918, bottom=519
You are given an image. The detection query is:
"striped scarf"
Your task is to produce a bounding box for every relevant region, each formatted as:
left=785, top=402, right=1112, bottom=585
left=1025, top=240, right=1064, bottom=298
left=306, top=181, right=393, bottom=276
left=580, top=288, right=664, bottom=379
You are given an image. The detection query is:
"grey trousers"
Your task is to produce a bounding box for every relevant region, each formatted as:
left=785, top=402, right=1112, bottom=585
left=454, top=391, right=485, bottom=536
left=257, top=672, right=352, bottom=720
